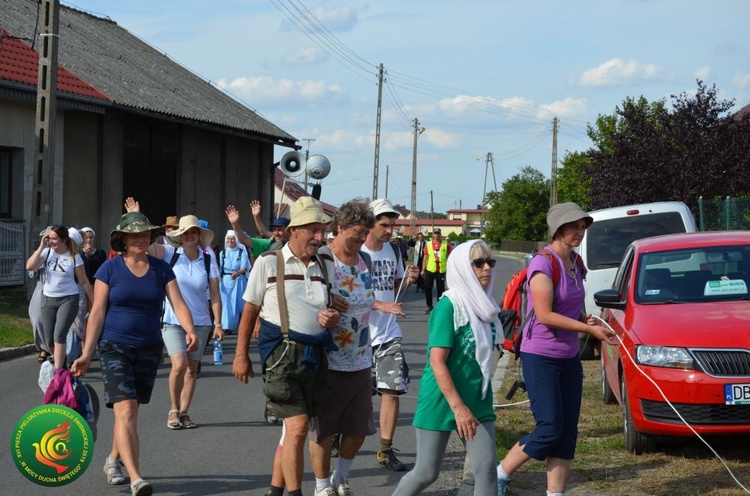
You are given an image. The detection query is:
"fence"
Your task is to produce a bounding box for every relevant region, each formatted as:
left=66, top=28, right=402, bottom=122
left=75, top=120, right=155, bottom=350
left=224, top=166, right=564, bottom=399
left=697, top=197, right=750, bottom=231
left=0, top=221, right=25, bottom=286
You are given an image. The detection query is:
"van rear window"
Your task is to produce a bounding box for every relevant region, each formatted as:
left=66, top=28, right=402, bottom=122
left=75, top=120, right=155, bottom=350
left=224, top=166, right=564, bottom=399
left=586, top=212, right=687, bottom=270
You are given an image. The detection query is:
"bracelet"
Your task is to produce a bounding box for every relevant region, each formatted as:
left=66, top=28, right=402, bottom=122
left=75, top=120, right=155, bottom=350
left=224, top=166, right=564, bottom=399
left=214, top=324, right=222, bottom=328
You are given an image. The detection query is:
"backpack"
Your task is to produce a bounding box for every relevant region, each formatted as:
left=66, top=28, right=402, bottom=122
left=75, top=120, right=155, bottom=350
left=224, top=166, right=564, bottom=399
left=499, top=248, right=585, bottom=357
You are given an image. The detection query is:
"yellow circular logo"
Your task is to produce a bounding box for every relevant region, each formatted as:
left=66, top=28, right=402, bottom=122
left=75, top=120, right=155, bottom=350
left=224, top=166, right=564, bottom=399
left=10, top=405, right=93, bottom=487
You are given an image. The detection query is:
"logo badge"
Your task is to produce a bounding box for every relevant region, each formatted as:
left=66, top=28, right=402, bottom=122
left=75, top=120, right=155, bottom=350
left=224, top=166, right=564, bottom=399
left=11, top=405, right=93, bottom=487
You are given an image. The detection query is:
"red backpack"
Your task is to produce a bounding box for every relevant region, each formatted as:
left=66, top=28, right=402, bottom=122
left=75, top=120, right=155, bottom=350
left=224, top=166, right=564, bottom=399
left=499, top=248, right=585, bottom=355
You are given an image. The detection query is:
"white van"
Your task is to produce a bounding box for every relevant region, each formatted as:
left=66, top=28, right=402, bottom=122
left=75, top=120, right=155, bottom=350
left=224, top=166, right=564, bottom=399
left=578, top=201, right=697, bottom=357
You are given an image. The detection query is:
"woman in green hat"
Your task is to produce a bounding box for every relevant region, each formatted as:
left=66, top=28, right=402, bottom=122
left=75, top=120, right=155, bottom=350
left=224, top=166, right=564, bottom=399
left=72, top=211, right=197, bottom=496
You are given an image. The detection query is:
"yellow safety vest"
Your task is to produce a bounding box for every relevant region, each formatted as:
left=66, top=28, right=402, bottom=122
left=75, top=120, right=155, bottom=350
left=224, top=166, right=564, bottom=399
left=425, top=241, right=448, bottom=273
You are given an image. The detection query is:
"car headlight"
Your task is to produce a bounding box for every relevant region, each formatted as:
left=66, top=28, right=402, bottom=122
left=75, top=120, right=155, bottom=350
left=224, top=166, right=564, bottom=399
left=635, top=345, right=695, bottom=369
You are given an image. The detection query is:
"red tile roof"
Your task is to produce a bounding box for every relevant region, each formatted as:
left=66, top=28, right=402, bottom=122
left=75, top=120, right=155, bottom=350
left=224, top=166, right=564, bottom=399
left=0, top=29, right=111, bottom=101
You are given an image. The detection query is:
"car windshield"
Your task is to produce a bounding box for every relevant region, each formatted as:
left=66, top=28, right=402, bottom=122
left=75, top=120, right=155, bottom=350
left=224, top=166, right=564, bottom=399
left=635, top=245, right=750, bottom=303
left=586, top=212, right=687, bottom=270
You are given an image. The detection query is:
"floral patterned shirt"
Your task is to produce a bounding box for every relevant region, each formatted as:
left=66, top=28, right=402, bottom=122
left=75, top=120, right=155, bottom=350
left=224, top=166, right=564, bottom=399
left=327, top=253, right=375, bottom=372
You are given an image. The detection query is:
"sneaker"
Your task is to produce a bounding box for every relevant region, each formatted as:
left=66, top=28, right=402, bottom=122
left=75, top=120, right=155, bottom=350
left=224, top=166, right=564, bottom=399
left=264, top=399, right=279, bottom=424
left=497, top=477, right=511, bottom=496
left=131, top=479, right=153, bottom=496
left=330, top=433, right=341, bottom=458
left=103, top=457, right=127, bottom=485
left=331, top=474, right=353, bottom=496
left=377, top=448, right=408, bottom=472
left=313, top=486, right=337, bottom=496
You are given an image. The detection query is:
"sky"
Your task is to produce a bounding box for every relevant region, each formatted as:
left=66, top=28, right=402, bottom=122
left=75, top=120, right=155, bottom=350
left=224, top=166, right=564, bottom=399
left=61, top=0, right=750, bottom=214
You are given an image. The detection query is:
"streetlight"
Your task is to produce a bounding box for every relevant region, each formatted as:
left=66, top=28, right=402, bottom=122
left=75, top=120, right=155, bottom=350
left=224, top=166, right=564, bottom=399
left=410, top=119, right=425, bottom=236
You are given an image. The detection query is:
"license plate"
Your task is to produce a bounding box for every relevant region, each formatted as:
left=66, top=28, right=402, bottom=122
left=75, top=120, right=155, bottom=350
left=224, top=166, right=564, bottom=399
left=725, top=384, right=750, bottom=405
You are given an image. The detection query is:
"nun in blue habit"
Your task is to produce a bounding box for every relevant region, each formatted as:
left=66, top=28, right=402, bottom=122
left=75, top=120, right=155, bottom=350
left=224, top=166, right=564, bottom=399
left=219, top=230, right=250, bottom=333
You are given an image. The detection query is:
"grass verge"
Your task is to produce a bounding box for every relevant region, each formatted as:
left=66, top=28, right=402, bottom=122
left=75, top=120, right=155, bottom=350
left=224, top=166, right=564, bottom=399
left=495, top=358, right=750, bottom=495
left=0, top=286, right=33, bottom=348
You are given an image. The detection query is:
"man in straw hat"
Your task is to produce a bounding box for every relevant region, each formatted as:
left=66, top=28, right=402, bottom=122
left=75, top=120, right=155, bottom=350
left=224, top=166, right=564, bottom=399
left=233, top=196, right=341, bottom=496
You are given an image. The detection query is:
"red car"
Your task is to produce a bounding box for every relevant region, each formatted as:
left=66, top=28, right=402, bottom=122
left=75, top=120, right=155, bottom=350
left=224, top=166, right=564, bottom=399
left=595, top=231, right=750, bottom=453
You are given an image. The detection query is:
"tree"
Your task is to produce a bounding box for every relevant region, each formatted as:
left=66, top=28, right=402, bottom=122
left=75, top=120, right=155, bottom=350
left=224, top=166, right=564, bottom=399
left=484, top=166, right=549, bottom=243
left=556, top=151, right=592, bottom=210
left=586, top=81, right=750, bottom=210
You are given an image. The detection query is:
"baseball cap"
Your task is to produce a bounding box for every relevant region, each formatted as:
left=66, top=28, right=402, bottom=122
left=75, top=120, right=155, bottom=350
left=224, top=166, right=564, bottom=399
left=370, top=198, right=399, bottom=218
left=433, top=228, right=442, bottom=234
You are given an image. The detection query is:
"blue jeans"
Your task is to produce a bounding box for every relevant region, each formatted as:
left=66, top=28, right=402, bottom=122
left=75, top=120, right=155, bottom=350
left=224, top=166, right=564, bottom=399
left=519, top=352, right=583, bottom=460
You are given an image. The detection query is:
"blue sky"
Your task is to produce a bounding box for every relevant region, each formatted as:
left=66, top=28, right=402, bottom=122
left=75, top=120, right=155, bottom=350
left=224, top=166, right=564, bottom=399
left=62, top=0, right=750, bottom=213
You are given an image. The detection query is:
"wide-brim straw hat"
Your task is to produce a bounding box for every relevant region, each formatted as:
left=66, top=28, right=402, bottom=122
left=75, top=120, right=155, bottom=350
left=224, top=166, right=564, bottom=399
left=109, top=212, right=165, bottom=252
left=167, top=215, right=214, bottom=246
left=547, top=202, right=593, bottom=239
left=286, top=197, right=332, bottom=232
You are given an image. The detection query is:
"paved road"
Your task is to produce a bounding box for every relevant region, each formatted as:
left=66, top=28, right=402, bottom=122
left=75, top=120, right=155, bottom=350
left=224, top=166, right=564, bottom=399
left=0, top=254, right=522, bottom=496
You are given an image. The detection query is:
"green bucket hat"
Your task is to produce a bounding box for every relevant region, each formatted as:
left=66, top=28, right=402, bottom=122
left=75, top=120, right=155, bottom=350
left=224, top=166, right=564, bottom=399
left=109, top=212, right=164, bottom=252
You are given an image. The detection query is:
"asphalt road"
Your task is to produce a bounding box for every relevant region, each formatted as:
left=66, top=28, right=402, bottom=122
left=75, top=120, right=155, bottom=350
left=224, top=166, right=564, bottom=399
left=0, top=254, right=523, bottom=496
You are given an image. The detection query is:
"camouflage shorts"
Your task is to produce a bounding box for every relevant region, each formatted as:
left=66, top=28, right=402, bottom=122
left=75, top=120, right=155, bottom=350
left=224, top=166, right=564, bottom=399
left=98, top=340, right=163, bottom=408
left=372, top=338, right=410, bottom=394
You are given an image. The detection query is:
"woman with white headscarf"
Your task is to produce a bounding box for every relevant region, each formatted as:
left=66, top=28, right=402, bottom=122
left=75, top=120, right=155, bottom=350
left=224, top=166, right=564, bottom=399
left=219, top=230, right=250, bottom=333
left=392, top=239, right=501, bottom=496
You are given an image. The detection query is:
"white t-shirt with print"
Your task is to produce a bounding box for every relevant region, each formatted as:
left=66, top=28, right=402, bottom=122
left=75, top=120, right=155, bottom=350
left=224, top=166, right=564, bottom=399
left=361, top=243, right=405, bottom=346
left=327, top=253, right=375, bottom=372
left=162, top=245, right=220, bottom=326
left=41, top=248, right=83, bottom=297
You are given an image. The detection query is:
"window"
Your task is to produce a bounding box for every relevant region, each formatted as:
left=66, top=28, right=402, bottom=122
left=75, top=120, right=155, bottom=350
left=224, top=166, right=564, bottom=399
left=0, top=148, right=11, bottom=218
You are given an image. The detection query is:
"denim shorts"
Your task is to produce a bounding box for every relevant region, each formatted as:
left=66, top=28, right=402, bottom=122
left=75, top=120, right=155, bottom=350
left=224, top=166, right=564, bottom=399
left=162, top=324, right=211, bottom=361
left=98, top=340, right=163, bottom=408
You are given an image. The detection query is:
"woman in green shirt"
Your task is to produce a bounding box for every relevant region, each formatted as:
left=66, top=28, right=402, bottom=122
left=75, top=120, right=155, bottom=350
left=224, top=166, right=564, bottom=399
left=393, top=240, right=501, bottom=496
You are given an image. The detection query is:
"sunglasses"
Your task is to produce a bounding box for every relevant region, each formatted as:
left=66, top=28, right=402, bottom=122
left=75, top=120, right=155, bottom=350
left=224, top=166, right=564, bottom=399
left=472, top=258, right=496, bottom=269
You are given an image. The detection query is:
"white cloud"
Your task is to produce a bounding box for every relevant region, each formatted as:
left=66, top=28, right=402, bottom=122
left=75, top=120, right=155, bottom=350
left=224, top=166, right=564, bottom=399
left=437, top=95, right=536, bottom=119
left=537, top=97, right=587, bottom=119
left=216, top=76, right=343, bottom=103
left=577, top=58, right=661, bottom=87
left=732, top=72, right=750, bottom=88
left=694, top=66, right=711, bottom=80
left=281, top=46, right=329, bottom=67
left=280, top=4, right=366, bottom=33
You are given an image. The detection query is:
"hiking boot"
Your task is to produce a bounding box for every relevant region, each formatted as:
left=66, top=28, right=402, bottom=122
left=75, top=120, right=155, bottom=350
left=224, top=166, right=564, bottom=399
left=376, top=448, right=408, bottom=472
left=264, top=399, right=279, bottom=425
left=497, top=477, right=511, bottom=496
left=330, top=433, right=341, bottom=458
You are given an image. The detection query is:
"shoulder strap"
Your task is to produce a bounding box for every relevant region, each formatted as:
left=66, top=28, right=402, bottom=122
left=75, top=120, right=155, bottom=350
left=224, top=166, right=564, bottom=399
left=203, top=250, right=211, bottom=288
left=169, top=249, right=180, bottom=268
left=314, top=246, right=333, bottom=294
left=389, top=241, right=400, bottom=266
left=275, top=249, right=289, bottom=334
left=537, top=248, right=561, bottom=286
left=359, top=250, right=373, bottom=273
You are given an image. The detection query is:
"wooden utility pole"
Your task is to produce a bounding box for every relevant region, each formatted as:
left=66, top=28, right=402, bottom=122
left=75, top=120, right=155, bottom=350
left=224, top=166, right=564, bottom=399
left=372, top=63, right=384, bottom=200
left=550, top=117, right=559, bottom=206
left=31, top=0, right=60, bottom=252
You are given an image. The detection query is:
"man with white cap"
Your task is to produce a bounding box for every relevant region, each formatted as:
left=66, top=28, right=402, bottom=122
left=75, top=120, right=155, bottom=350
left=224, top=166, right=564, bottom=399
left=233, top=196, right=341, bottom=496
left=361, top=198, right=419, bottom=472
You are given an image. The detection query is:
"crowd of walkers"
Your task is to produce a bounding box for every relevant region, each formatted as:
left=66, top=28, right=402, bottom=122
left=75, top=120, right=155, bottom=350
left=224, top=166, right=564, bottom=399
left=28, top=194, right=615, bottom=496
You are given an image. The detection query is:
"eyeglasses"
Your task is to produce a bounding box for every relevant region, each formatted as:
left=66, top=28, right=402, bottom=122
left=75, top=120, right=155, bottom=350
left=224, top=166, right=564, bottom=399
left=472, top=258, right=496, bottom=269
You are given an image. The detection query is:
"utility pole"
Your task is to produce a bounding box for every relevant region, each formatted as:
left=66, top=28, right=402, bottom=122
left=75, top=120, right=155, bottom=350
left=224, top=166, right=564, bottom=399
left=302, top=138, right=315, bottom=192
left=480, top=152, right=496, bottom=234
left=372, top=63, right=384, bottom=200
left=550, top=117, right=559, bottom=206
left=384, top=164, right=389, bottom=199
left=430, top=190, right=434, bottom=232
left=409, top=118, right=425, bottom=236
left=31, top=0, right=60, bottom=257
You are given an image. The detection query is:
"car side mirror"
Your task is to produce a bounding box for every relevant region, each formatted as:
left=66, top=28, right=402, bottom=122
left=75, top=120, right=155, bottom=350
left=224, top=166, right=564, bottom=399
left=594, top=289, right=626, bottom=311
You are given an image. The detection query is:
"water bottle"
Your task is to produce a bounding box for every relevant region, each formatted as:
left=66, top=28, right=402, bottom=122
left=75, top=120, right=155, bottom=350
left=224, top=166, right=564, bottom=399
left=213, top=338, right=223, bottom=366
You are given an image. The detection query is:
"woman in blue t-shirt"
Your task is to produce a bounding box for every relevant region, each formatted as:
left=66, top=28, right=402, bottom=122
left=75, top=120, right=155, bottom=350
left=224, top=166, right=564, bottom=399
left=496, top=203, right=617, bottom=496
left=72, top=212, right=197, bottom=496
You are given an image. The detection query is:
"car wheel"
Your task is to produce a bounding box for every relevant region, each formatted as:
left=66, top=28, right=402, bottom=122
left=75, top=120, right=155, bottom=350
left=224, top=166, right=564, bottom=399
left=621, top=376, right=656, bottom=454
left=601, top=353, right=616, bottom=405
left=579, top=332, right=596, bottom=360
